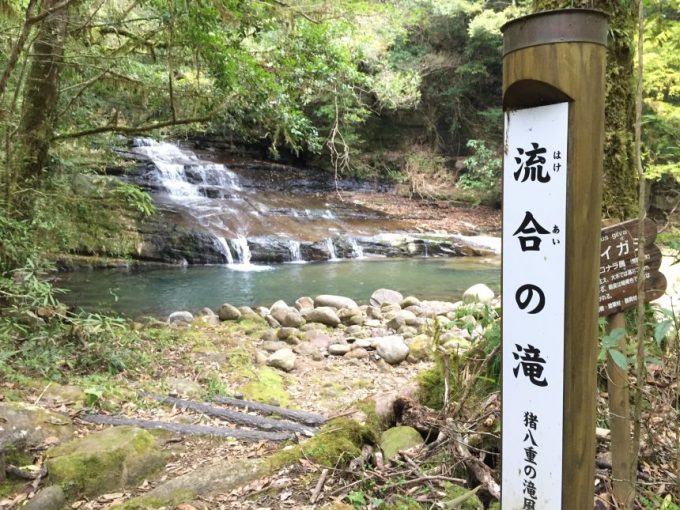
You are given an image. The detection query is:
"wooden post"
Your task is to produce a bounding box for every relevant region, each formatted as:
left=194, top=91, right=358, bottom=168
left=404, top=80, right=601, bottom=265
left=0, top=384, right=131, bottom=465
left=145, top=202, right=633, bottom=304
left=606, top=312, right=634, bottom=507
left=501, top=9, right=608, bottom=509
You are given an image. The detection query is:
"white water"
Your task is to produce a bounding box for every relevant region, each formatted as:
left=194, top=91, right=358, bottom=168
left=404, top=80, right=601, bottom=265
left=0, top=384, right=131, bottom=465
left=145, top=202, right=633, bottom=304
left=131, top=140, right=241, bottom=200
left=215, top=236, right=234, bottom=264
left=287, top=240, right=304, bottom=263
left=326, top=238, right=339, bottom=261
left=349, top=238, right=364, bottom=259
left=228, top=236, right=272, bottom=272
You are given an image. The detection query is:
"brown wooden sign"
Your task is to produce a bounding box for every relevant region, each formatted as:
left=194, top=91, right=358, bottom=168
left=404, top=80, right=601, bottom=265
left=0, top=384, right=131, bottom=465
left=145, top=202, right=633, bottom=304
left=598, top=219, right=667, bottom=316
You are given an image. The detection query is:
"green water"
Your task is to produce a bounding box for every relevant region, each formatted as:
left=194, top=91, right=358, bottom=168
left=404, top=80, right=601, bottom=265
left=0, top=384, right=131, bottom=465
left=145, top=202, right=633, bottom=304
left=56, top=257, right=500, bottom=318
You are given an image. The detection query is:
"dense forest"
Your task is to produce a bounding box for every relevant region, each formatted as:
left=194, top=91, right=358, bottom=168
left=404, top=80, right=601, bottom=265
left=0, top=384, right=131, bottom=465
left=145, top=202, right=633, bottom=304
left=1, top=0, right=679, bottom=263
left=1, top=1, right=679, bottom=509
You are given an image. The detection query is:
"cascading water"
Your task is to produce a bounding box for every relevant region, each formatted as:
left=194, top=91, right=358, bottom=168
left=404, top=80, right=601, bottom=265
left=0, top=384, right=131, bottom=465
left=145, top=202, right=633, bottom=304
left=215, top=236, right=234, bottom=264
left=287, top=240, right=303, bottom=263
left=125, top=138, right=424, bottom=267
left=132, top=139, right=241, bottom=200
left=349, top=238, right=364, bottom=259
left=325, top=238, right=339, bottom=261
left=232, top=236, right=251, bottom=264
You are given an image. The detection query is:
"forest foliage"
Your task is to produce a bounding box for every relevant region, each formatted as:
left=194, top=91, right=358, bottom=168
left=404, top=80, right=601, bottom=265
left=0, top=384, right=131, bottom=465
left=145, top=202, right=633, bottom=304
left=0, top=0, right=678, bottom=266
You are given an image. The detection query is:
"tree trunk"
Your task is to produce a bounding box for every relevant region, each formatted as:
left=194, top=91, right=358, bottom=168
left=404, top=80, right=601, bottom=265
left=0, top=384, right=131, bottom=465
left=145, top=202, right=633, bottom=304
left=532, top=0, right=639, bottom=219
left=14, top=0, right=70, bottom=192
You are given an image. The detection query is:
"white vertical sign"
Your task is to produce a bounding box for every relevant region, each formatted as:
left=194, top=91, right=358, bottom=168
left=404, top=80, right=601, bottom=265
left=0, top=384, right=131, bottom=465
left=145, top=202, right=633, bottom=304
left=502, top=102, right=569, bottom=509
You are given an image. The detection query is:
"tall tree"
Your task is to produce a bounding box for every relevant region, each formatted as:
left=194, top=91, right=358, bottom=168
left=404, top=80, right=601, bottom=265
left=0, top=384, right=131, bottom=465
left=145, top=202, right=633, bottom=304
left=532, top=0, right=639, bottom=218
left=13, top=0, right=71, bottom=199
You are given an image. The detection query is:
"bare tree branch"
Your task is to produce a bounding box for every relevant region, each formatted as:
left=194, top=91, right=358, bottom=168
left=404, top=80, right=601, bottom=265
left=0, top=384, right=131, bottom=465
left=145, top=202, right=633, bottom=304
left=52, top=116, right=212, bottom=140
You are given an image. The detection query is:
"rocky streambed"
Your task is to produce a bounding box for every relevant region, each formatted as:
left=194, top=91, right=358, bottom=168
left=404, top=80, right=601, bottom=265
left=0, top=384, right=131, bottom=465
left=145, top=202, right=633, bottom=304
left=1, top=283, right=500, bottom=510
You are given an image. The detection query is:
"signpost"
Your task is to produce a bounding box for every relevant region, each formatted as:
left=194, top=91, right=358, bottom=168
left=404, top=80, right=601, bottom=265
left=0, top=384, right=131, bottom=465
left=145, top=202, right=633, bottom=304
left=599, top=218, right=667, bottom=317
left=501, top=10, right=608, bottom=510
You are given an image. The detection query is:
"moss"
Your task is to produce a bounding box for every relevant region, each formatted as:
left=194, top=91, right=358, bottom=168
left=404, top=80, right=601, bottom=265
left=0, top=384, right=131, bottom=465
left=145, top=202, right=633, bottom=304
left=47, top=426, right=165, bottom=499
left=417, top=360, right=454, bottom=410
left=0, top=479, right=25, bottom=498
left=385, top=495, right=423, bottom=509
left=441, top=483, right=483, bottom=509
left=239, top=366, right=290, bottom=407
left=269, top=416, right=377, bottom=469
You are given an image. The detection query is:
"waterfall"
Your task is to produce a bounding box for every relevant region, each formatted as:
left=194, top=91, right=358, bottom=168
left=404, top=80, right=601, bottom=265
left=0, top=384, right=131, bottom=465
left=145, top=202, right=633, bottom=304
left=215, top=236, right=234, bottom=264
left=287, top=240, right=303, bottom=263
left=423, top=240, right=429, bottom=258
left=131, top=140, right=241, bottom=200
left=232, top=236, right=252, bottom=265
left=349, top=238, right=364, bottom=259
left=325, top=238, right=339, bottom=261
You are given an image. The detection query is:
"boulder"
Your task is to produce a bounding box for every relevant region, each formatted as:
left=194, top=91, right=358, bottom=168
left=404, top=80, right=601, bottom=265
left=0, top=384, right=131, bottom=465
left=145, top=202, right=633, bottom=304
left=41, top=384, right=86, bottom=405
left=238, top=306, right=263, bottom=322
left=328, top=344, right=352, bottom=356
left=270, top=300, right=290, bottom=323
left=277, top=327, right=300, bottom=345
left=314, top=295, right=358, bottom=309
left=256, top=306, right=271, bottom=317
left=196, top=307, right=220, bottom=325
left=304, top=307, right=341, bottom=327
left=262, top=340, right=290, bottom=353
left=46, top=426, right=165, bottom=499
left=295, top=296, right=314, bottom=311
left=267, top=348, right=296, bottom=372
left=165, top=377, right=202, bottom=398
left=380, top=426, right=424, bottom=461
left=375, top=335, right=409, bottom=365
left=260, top=329, right=278, bottom=342
left=0, top=403, right=74, bottom=450
left=400, top=296, right=421, bottom=308
left=462, top=283, right=495, bottom=304
left=366, top=306, right=383, bottom=320
left=406, top=335, right=433, bottom=362
left=387, top=315, right=406, bottom=331
left=370, top=289, right=403, bottom=307
left=345, top=348, right=370, bottom=360
left=265, top=315, right=281, bottom=328
left=281, top=310, right=306, bottom=328
left=354, top=338, right=374, bottom=350
left=23, top=486, right=66, bottom=510
left=168, top=311, right=193, bottom=324
left=217, top=303, right=241, bottom=321
left=305, top=330, right=333, bottom=349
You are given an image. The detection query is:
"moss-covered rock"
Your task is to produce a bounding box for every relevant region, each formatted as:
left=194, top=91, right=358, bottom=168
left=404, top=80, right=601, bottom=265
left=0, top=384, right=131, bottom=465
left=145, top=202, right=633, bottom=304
left=239, top=366, right=290, bottom=406
left=0, top=402, right=74, bottom=449
left=46, top=426, right=166, bottom=499
left=488, top=502, right=500, bottom=510
left=406, top=335, right=433, bottom=362
left=380, top=426, right=424, bottom=461
left=442, top=483, right=483, bottom=509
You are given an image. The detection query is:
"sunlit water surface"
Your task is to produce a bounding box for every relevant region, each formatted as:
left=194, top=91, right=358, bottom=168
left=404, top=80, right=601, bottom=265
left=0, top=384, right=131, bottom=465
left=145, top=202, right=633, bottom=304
left=56, top=257, right=500, bottom=318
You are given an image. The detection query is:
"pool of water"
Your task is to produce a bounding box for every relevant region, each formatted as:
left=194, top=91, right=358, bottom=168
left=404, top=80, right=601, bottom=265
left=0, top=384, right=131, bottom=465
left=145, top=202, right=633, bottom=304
left=56, top=257, right=500, bottom=318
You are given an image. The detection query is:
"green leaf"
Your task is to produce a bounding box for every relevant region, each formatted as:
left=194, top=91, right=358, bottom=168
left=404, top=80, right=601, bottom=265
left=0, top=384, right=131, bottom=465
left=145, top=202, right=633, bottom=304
left=608, top=349, right=629, bottom=370
left=601, top=327, right=627, bottom=349
left=654, top=319, right=672, bottom=347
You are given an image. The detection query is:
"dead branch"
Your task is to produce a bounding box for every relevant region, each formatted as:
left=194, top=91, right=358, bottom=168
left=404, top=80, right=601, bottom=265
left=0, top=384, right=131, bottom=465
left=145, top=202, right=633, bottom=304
left=52, top=115, right=212, bottom=140
left=145, top=393, right=317, bottom=435
left=212, top=395, right=326, bottom=426
left=79, top=414, right=295, bottom=442
left=310, top=468, right=329, bottom=503
left=452, top=433, right=501, bottom=500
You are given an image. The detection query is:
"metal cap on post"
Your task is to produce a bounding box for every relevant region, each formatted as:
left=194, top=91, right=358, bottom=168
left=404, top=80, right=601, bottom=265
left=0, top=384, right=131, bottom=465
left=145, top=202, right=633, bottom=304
left=500, top=9, right=608, bottom=510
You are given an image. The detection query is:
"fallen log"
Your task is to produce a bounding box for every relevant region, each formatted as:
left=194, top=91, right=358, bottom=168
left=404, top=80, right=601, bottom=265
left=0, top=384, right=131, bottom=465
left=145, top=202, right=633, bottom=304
left=393, top=396, right=441, bottom=441
left=79, top=414, right=295, bottom=442
left=453, top=433, right=501, bottom=500
left=144, top=393, right=317, bottom=436
left=212, top=395, right=326, bottom=426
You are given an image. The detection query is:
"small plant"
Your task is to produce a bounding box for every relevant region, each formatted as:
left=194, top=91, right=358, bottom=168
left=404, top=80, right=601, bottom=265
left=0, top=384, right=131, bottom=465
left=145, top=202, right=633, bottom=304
left=458, top=139, right=502, bottom=203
